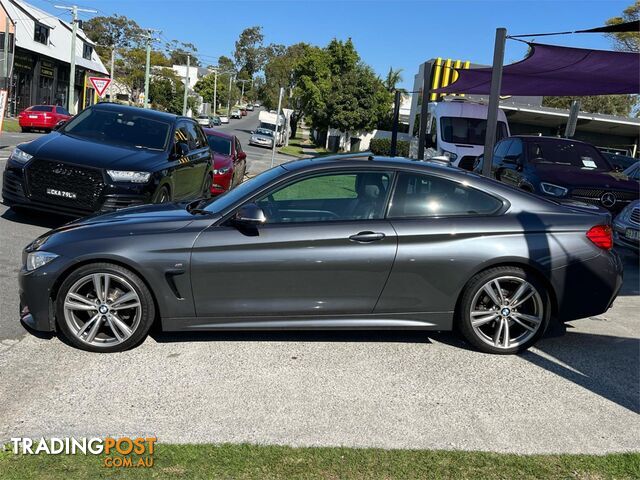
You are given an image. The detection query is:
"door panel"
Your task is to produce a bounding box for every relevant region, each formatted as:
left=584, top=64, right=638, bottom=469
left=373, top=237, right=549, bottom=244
left=190, top=220, right=397, bottom=319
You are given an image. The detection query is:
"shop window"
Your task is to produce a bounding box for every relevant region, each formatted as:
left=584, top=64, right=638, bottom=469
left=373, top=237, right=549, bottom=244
left=0, top=32, right=14, bottom=52
left=83, top=43, right=93, bottom=60
left=34, top=23, right=49, bottom=45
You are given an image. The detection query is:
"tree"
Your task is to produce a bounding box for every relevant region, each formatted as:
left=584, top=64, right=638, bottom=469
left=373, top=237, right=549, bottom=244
left=605, top=1, right=639, bottom=52
left=149, top=67, right=197, bottom=114
left=194, top=69, right=240, bottom=111
left=166, top=40, right=200, bottom=66
left=260, top=42, right=310, bottom=110
left=234, top=26, right=265, bottom=77
left=82, top=15, right=144, bottom=64
left=384, top=67, right=404, bottom=92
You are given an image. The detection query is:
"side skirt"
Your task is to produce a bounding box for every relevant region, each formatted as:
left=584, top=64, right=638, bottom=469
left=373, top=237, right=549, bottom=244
left=162, top=312, right=454, bottom=332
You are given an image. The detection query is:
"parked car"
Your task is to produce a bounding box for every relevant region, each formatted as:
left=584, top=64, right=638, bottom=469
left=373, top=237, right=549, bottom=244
left=622, top=160, right=640, bottom=181
left=230, top=109, right=242, bottom=119
left=20, top=154, right=622, bottom=353
left=219, top=115, right=229, bottom=124
left=613, top=200, right=639, bottom=253
left=474, top=136, right=639, bottom=213
left=18, top=105, right=72, bottom=133
left=203, top=128, right=247, bottom=195
left=601, top=151, right=638, bottom=171
left=3, top=103, right=213, bottom=217
left=196, top=115, right=213, bottom=127
left=249, top=128, right=275, bottom=148
left=240, top=108, right=247, bottom=116
left=210, top=116, right=222, bottom=126
left=246, top=104, right=254, bottom=111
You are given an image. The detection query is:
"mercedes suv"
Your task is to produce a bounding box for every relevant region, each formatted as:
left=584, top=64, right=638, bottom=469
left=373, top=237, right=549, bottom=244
left=3, top=103, right=213, bottom=217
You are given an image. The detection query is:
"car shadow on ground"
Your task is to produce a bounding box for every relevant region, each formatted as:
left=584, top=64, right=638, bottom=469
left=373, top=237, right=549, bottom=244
left=1, top=207, right=70, bottom=229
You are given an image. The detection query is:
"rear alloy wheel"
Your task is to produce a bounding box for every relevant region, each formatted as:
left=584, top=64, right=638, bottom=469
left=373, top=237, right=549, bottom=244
left=56, top=263, right=155, bottom=352
left=458, top=267, right=549, bottom=354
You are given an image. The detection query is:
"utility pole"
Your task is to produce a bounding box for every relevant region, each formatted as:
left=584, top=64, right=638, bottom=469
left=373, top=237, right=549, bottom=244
left=109, top=45, right=115, bottom=102
left=56, top=4, right=97, bottom=114
left=270, top=86, right=284, bottom=168
left=390, top=90, right=401, bottom=156
left=226, top=73, right=234, bottom=116
left=482, top=27, right=507, bottom=177
left=212, top=68, right=218, bottom=115
left=2, top=17, right=9, bottom=90
left=237, top=79, right=249, bottom=105
left=182, top=54, right=190, bottom=116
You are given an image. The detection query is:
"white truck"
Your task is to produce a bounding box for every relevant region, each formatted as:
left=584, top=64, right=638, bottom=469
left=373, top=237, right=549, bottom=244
left=411, top=99, right=510, bottom=170
left=258, top=110, right=289, bottom=146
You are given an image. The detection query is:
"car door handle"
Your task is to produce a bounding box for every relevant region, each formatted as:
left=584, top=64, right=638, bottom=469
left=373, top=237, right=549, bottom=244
left=349, top=231, right=385, bottom=243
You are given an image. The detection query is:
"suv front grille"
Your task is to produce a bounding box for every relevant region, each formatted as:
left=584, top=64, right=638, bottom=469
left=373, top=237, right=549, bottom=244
left=570, top=188, right=637, bottom=202
left=630, top=207, right=640, bottom=226
left=26, top=159, right=105, bottom=211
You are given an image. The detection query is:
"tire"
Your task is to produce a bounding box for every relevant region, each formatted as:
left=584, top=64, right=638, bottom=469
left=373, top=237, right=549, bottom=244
left=457, top=266, right=550, bottom=354
left=56, top=263, right=156, bottom=353
left=21, top=127, right=29, bottom=133
left=153, top=185, right=170, bottom=203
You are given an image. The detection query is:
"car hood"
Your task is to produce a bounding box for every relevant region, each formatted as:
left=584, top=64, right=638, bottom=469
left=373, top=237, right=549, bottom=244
left=19, top=132, right=167, bottom=170
left=535, top=164, right=637, bottom=191
left=252, top=134, right=273, bottom=141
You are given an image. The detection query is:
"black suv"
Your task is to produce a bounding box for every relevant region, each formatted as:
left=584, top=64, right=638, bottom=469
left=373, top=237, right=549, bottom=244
left=3, top=103, right=213, bottom=217
left=474, top=136, right=639, bottom=213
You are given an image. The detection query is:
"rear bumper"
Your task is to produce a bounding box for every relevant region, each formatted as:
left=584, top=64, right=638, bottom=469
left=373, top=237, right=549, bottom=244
left=551, top=249, right=623, bottom=322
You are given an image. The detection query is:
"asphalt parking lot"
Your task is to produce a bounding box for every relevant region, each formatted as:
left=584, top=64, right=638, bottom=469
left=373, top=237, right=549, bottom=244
left=0, top=131, right=638, bottom=454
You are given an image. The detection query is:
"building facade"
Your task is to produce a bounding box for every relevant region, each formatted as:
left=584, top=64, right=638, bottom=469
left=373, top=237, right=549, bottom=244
left=0, top=0, right=108, bottom=115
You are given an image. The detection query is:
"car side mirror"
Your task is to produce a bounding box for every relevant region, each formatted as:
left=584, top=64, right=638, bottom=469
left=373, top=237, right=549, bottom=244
left=503, top=155, right=521, bottom=165
left=53, top=120, right=66, bottom=131
left=174, top=142, right=189, bottom=158
left=238, top=151, right=246, bottom=160
left=234, top=203, right=266, bottom=225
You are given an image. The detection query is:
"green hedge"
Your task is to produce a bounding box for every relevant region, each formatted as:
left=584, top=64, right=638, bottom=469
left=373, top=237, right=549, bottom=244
left=369, top=138, right=410, bottom=157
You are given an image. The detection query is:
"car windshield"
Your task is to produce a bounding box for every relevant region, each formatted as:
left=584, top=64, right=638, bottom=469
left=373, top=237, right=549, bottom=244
left=198, top=166, right=286, bottom=213
left=29, top=105, right=54, bottom=112
left=440, top=117, right=508, bottom=145
left=624, top=162, right=640, bottom=180
left=198, top=116, right=208, bottom=119
left=61, top=108, right=171, bottom=151
left=527, top=141, right=612, bottom=170
left=207, top=135, right=232, bottom=156
left=255, top=128, right=273, bottom=136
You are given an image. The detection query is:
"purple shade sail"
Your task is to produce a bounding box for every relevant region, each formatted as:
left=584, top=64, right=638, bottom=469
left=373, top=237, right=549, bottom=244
left=434, top=43, right=640, bottom=96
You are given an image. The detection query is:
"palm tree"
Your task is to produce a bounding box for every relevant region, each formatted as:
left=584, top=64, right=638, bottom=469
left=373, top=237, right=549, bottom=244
left=384, top=67, right=405, bottom=93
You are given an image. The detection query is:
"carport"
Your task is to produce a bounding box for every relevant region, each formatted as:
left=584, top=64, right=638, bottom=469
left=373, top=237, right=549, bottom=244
left=417, top=20, right=640, bottom=176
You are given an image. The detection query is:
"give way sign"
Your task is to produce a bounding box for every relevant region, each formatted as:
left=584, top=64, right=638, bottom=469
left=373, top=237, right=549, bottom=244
left=89, top=77, right=112, bottom=97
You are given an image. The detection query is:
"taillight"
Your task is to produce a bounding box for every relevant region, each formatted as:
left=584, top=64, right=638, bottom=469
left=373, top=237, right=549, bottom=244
left=586, top=225, right=613, bottom=250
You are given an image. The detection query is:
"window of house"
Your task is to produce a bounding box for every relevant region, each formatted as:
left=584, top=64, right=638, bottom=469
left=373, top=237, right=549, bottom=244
left=0, top=32, right=15, bottom=52
left=388, top=172, right=503, bottom=218
left=82, top=42, right=93, bottom=60
left=34, top=23, right=49, bottom=45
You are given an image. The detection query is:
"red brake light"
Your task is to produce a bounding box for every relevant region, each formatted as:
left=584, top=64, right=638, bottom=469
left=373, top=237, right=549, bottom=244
left=586, top=225, right=613, bottom=250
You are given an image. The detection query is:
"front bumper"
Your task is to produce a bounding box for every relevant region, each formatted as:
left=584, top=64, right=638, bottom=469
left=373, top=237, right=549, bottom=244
left=3, top=164, right=153, bottom=217
left=18, top=258, right=66, bottom=332
left=613, top=220, right=640, bottom=252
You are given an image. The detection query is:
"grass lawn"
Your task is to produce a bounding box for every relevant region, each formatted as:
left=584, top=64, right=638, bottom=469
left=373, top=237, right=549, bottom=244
left=2, top=117, right=22, bottom=133
left=279, top=128, right=329, bottom=158
left=1, top=443, right=638, bottom=479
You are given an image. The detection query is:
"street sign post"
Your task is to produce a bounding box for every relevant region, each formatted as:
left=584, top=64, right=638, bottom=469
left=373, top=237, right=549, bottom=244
left=0, top=89, right=7, bottom=134
left=89, top=77, right=112, bottom=98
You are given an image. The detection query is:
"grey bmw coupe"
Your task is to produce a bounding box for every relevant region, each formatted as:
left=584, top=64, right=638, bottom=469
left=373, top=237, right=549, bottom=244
left=19, top=155, right=623, bottom=354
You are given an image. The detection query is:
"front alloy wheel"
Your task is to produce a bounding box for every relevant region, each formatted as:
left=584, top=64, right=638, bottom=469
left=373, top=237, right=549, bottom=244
left=459, top=267, right=550, bottom=354
left=57, top=263, right=155, bottom=352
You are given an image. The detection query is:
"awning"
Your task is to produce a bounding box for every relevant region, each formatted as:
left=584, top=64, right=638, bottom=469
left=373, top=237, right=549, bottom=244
left=433, top=42, right=640, bottom=96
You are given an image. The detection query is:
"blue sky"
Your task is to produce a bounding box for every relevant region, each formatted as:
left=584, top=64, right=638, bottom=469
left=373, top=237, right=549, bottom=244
left=31, top=0, right=630, bottom=90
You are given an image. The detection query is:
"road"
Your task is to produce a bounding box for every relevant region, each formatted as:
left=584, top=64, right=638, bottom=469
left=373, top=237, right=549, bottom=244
left=0, top=123, right=638, bottom=454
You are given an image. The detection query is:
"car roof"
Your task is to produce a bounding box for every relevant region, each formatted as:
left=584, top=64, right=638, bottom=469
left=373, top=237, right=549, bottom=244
left=90, top=102, right=185, bottom=123
left=509, top=135, right=592, bottom=145
left=202, top=128, right=234, bottom=139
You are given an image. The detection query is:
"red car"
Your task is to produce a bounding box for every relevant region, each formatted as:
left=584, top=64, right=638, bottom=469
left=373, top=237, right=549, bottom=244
left=240, top=108, right=247, bottom=116
left=18, top=105, right=72, bottom=133
left=203, top=128, right=247, bottom=195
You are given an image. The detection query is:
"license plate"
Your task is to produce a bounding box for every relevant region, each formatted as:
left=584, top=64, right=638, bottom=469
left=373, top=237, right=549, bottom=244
left=46, top=188, right=77, bottom=199
left=28, top=115, right=38, bottom=119
left=625, top=228, right=639, bottom=241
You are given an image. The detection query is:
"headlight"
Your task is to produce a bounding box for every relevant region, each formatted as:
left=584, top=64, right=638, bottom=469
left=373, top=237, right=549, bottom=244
left=442, top=150, right=458, bottom=161
left=107, top=170, right=151, bottom=183
left=10, top=148, right=33, bottom=164
left=214, top=166, right=231, bottom=175
left=26, top=251, right=58, bottom=271
left=540, top=182, right=568, bottom=197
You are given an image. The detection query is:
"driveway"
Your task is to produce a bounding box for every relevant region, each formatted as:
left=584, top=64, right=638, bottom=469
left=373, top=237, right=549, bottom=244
left=0, top=131, right=638, bottom=454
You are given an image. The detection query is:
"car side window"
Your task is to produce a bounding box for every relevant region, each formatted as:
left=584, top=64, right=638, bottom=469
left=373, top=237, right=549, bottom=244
left=255, top=171, right=391, bottom=224
left=174, top=121, right=191, bottom=152
left=388, top=172, right=502, bottom=218
left=56, top=106, right=69, bottom=115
